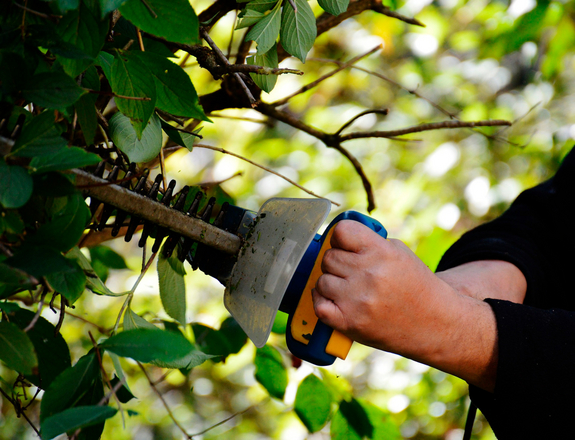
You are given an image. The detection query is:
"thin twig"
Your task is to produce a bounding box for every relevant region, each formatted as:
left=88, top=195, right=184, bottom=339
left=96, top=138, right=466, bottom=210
left=88, top=332, right=123, bottom=416
left=271, top=45, right=382, bottom=107
left=0, top=387, right=40, bottom=436
left=338, top=119, right=512, bottom=141
left=85, top=89, right=152, bottom=101
left=200, top=28, right=257, bottom=107
left=335, top=109, right=389, bottom=136
left=112, top=252, right=158, bottom=334
left=23, top=288, right=46, bottom=332
left=12, top=0, right=60, bottom=19
left=54, top=295, right=67, bottom=336
left=137, top=361, right=192, bottom=439
left=193, top=143, right=340, bottom=206
left=196, top=171, right=244, bottom=187
left=136, top=28, right=145, bottom=51
left=190, top=405, right=256, bottom=438
left=308, top=58, right=458, bottom=119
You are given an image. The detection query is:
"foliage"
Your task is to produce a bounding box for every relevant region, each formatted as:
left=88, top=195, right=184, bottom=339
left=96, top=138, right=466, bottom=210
left=1, top=0, right=575, bottom=439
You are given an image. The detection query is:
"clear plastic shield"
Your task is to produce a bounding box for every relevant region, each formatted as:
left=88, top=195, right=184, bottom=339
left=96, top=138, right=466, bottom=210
left=224, top=198, right=331, bottom=348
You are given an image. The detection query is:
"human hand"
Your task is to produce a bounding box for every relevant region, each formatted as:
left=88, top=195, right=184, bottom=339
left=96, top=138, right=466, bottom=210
left=312, top=220, right=455, bottom=358
left=312, top=220, right=498, bottom=391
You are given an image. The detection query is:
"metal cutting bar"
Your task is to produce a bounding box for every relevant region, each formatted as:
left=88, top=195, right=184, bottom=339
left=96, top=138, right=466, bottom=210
left=72, top=168, right=242, bottom=255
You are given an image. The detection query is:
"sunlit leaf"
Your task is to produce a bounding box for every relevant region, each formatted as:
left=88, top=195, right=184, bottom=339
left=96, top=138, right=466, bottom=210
left=100, top=328, right=195, bottom=365
left=280, top=0, right=316, bottom=63
left=254, top=345, right=287, bottom=399
left=109, top=111, right=162, bottom=163
left=317, top=0, right=349, bottom=16
left=294, top=374, right=332, bottom=432
left=157, top=250, right=187, bottom=326
left=331, top=398, right=400, bottom=440
left=67, top=247, right=129, bottom=297
left=248, top=45, right=279, bottom=93
left=120, top=0, right=200, bottom=45
left=123, top=308, right=158, bottom=331
left=0, top=321, right=38, bottom=375
left=245, top=0, right=282, bottom=55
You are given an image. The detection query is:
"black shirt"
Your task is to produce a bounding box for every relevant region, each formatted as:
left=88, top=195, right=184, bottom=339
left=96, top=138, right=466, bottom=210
left=436, top=148, right=575, bottom=438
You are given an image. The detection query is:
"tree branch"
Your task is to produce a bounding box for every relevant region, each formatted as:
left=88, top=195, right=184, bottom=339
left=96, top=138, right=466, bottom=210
left=339, top=119, right=512, bottom=141
left=271, top=45, right=382, bottom=107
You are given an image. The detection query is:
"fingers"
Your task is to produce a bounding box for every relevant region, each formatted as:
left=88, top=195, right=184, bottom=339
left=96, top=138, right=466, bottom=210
left=312, top=287, right=344, bottom=329
left=321, top=248, right=356, bottom=278
left=330, top=220, right=385, bottom=253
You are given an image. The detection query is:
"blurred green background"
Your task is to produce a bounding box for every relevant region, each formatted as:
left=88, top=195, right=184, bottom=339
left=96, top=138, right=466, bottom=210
left=3, top=0, right=575, bottom=438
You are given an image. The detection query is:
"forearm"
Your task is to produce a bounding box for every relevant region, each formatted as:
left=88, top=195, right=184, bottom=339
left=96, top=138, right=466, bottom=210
left=436, top=260, right=527, bottom=303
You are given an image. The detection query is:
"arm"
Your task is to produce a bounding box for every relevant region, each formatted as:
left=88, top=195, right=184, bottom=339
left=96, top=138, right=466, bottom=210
left=312, top=221, right=521, bottom=392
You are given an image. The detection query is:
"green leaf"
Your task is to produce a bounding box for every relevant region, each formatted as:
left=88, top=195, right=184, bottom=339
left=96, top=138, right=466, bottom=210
left=0, top=321, right=38, bottom=375
left=280, top=0, right=317, bottom=63
left=41, top=405, right=117, bottom=440
left=245, top=0, right=282, bottom=55
left=0, top=161, right=33, bottom=209
left=96, top=51, right=114, bottom=80
left=40, top=352, right=100, bottom=421
left=0, top=263, right=37, bottom=299
left=294, top=374, right=332, bottom=432
left=131, top=51, right=209, bottom=120
left=243, top=0, right=280, bottom=13
left=236, top=9, right=267, bottom=29
left=100, top=328, right=195, bottom=364
left=331, top=399, right=401, bottom=440
left=157, top=250, right=186, bottom=326
left=160, top=119, right=200, bottom=151
left=110, top=52, right=157, bottom=137
left=55, top=0, right=81, bottom=13
left=123, top=307, right=158, bottom=331
left=56, top=3, right=109, bottom=77
left=22, top=72, right=86, bottom=109
left=109, top=112, right=162, bottom=163
left=254, top=345, right=287, bottom=399
left=330, top=399, right=371, bottom=440
left=11, top=111, right=67, bottom=158
left=317, top=0, right=349, bottom=16
left=271, top=310, right=288, bottom=334
left=219, top=317, right=248, bottom=355
left=75, top=66, right=100, bottom=145
left=26, top=192, right=91, bottom=252
left=45, top=257, right=86, bottom=304
left=120, top=0, right=200, bottom=45
left=99, top=0, right=130, bottom=17
left=8, top=308, right=71, bottom=389
left=32, top=172, right=76, bottom=197
left=5, top=246, right=71, bottom=278
left=192, top=323, right=235, bottom=360
left=90, top=246, right=128, bottom=269
left=67, top=247, right=129, bottom=297
left=29, top=147, right=101, bottom=174
left=110, top=376, right=135, bottom=403
left=247, top=45, right=279, bottom=93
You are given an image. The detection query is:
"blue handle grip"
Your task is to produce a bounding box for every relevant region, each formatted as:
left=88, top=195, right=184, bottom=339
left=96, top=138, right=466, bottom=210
left=283, top=211, right=387, bottom=365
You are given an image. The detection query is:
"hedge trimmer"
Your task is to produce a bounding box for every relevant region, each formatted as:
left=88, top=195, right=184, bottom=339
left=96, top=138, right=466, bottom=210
left=76, top=161, right=387, bottom=366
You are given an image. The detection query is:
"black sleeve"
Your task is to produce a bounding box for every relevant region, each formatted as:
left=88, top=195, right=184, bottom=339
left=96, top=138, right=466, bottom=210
left=436, top=148, right=575, bottom=438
